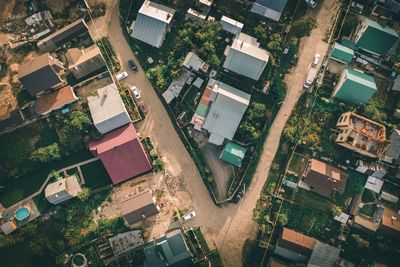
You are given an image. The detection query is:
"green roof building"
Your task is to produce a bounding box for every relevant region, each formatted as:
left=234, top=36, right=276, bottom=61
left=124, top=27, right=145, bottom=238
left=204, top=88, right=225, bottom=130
left=332, top=67, right=377, bottom=105
left=220, top=142, right=246, bottom=167
left=354, top=17, right=399, bottom=56
left=330, top=42, right=354, bottom=63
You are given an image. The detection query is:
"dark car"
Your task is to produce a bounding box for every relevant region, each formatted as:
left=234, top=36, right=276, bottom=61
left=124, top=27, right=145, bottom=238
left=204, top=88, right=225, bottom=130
left=128, top=60, right=138, bottom=72
left=233, top=191, right=244, bottom=204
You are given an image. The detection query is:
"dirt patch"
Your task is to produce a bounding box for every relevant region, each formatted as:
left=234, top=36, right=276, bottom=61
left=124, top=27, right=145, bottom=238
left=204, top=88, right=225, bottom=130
left=0, top=0, right=29, bottom=23
left=43, top=0, right=68, bottom=14
left=201, top=143, right=232, bottom=201
left=75, top=76, right=113, bottom=100
left=0, top=81, right=18, bottom=119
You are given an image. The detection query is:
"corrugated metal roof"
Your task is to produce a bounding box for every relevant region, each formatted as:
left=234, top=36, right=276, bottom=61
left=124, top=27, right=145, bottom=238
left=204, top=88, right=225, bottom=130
left=131, top=1, right=175, bottom=48
left=333, top=68, right=377, bottom=104
left=364, top=176, right=384, bottom=193
left=384, top=129, right=400, bottom=161
left=356, top=17, right=399, bottom=55
left=203, top=81, right=250, bottom=145
left=251, top=0, right=288, bottom=21
left=220, top=15, right=243, bottom=35
left=220, top=142, right=246, bottom=167
left=88, top=124, right=152, bottom=184
left=330, top=42, right=354, bottom=63
left=88, top=83, right=131, bottom=134
left=308, top=242, right=340, bottom=267
left=223, top=33, right=269, bottom=80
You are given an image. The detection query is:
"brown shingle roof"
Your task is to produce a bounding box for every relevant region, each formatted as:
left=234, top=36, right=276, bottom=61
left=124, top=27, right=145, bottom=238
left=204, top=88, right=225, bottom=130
left=120, top=189, right=159, bottom=224
left=18, top=53, right=64, bottom=96
left=278, top=228, right=316, bottom=257
left=35, top=86, right=78, bottom=115
left=303, top=159, right=348, bottom=198
left=379, top=208, right=400, bottom=239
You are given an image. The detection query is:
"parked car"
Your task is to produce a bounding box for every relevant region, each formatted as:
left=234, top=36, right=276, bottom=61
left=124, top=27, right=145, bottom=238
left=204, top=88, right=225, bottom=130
left=312, top=53, right=321, bottom=67
left=233, top=191, right=244, bottom=204
left=116, top=71, right=128, bottom=81
left=182, top=211, right=196, bottom=221
left=128, top=60, right=138, bottom=72
left=305, top=0, right=317, bottom=8
left=131, top=86, right=141, bottom=99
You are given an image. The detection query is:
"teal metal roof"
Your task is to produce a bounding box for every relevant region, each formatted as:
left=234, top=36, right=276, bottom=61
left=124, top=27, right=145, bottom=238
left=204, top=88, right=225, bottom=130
left=331, top=42, right=354, bottom=63
left=356, top=18, right=399, bottom=55
left=220, top=142, right=246, bottom=167
left=334, top=67, right=377, bottom=105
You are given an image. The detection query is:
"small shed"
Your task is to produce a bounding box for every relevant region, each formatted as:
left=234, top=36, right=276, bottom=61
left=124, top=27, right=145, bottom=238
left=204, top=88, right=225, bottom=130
left=365, top=176, right=384, bottom=194
left=330, top=42, right=354, bottom=64
left=220, top=142, right=246, bottom=167
left=220, top=16, right=243, bottom=36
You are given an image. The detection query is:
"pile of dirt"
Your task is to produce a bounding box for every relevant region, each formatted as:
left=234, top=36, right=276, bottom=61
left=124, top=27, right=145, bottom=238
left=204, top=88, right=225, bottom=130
left=0, top=83, right=17, bottom=120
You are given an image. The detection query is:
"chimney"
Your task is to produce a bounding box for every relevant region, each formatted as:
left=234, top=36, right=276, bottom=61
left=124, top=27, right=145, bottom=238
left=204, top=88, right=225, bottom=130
left=167, top=13, right=171, bottom=20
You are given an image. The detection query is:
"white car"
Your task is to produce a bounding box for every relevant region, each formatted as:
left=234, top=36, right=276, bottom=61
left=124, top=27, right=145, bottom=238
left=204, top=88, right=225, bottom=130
left=131, top=86, right=141, bottom=99
left=182, top=211, right=196, bottom=222
left=116, top=71, right=128, bottom=81
left=312, top=53, right=321, bottom=67
left=305, top=0, right=317, bottom=8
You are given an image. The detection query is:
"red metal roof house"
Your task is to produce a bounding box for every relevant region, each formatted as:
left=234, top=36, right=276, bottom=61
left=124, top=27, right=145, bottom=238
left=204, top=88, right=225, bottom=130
left=88, top=123, right=152, bottom=184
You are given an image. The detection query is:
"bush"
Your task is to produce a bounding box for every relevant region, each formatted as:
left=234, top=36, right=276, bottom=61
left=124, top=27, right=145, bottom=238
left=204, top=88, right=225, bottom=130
left=291, top=17, right=317, bottom=38
left=30, top=143, right=61, bottom=163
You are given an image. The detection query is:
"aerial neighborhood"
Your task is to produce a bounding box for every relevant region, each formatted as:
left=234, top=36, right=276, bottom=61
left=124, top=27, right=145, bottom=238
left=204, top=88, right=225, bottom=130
left=0, top=0, right=399, bottom=266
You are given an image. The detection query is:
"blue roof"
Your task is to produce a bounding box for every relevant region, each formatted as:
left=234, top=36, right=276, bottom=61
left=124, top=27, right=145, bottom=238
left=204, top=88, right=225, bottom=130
left=255, top=0, right=289, bottom=12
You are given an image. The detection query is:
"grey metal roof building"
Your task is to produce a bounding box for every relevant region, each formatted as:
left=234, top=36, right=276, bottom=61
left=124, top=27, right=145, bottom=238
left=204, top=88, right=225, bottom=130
left=18, top=53, right=65, bottom=96
left=223, top=33, right=269, bottom=80
left=143, top=229, right=193, bottom=267
left=307, top=242, right=340, bottom=267
left=37, top=19, right=88, bottom=53
left=251, top=0, right=289, bottom=21
left=88, top=83, right=131, bottom=134
left=130, top=1, right=176, bottom=48
left=203, top=80, right=251, bottom=145
left=383, top=129, right=400, bottom=164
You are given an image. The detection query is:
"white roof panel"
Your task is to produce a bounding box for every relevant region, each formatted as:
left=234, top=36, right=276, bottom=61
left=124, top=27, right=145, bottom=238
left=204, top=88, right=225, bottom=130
left=88, top=83, right=131, bottom=133
left=365, top=176, right=384, bottom=193
left=220, top=15, right=243, bottom=35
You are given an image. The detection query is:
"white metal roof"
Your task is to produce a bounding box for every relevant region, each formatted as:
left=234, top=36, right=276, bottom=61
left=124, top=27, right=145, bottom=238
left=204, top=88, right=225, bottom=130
left=88, top=83, right=131, bottom=130
left=139, top=0, right=175, bottom=23
left=220, top=15, right=244, bottom=35
left=223, top=33, right=269, bottom=80
left=308, top=242, right=340, bottom=267
left=365, top=176, right=384, bottom=194
left=131, top=1, right=175, bottom=48
left=203, top=81, right=250, bottom=145
left=182, top=52, right=206, bottom=71
left=162, top=70, right=191, bottom=104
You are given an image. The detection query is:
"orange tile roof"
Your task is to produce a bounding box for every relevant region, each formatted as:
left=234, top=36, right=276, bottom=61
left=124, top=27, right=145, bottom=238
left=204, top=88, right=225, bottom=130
left=280, top=228, right=317, bottom=253
left=35, top=86, right=78, bottom=114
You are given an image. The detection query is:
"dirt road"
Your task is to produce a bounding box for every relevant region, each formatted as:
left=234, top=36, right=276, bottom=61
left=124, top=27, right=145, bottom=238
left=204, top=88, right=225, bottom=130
left=90, top=0, right=339, bottom=266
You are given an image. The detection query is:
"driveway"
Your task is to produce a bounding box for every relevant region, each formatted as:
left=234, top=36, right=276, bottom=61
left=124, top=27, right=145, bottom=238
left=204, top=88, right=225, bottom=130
left=90, top=0, right=340, bottom=266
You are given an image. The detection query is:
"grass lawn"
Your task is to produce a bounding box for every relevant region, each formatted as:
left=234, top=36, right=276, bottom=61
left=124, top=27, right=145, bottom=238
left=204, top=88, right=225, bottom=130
left=292, top=188, right=333, bottom=212
left=0, top=150, right=93, bottom=208
left=282, top=201, right=334, bottom=240
left=81, top=160, right=111, bottom=189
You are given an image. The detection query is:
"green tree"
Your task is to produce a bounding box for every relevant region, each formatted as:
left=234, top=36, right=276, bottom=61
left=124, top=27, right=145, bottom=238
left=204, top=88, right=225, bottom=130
left=65, top=111, right=92, bottom=133
left=291, top=17, right=317, bottom=38
left=78, top=187, right=91, bottom=201
left=30, top=143, right=61, bottom=163
left=276, top=213, right=288, bottom=226
left=331, top=205, right=342, bottom=216
left=254, top=24, right=268, bottom=44
left=267, top=33, right=283, bottom=57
